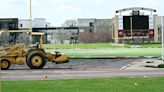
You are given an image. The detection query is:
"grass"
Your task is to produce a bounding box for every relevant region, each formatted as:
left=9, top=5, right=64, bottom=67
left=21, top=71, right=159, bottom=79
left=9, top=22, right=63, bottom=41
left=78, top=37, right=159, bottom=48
left=2, top=77, right=164, bottom=92
left=46, top=48, right=162, bottom=57
left=128, top=43, right=162, bottom=48
left=44, top=43, right=123, bottom=49
left=43, top=43, right=162, bottom=49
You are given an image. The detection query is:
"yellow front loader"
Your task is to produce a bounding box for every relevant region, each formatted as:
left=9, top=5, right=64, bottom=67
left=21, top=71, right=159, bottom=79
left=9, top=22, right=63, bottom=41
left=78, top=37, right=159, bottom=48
left=0, top=31, right=69, bottom=70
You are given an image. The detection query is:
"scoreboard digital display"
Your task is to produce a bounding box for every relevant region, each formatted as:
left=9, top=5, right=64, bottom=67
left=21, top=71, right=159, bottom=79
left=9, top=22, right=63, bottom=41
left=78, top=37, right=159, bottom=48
left=123, top=16, right=149, bottom=30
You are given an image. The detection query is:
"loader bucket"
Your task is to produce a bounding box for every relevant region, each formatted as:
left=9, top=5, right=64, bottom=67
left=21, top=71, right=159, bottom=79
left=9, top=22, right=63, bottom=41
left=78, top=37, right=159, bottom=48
left=53, top=54, right=69, bottom=64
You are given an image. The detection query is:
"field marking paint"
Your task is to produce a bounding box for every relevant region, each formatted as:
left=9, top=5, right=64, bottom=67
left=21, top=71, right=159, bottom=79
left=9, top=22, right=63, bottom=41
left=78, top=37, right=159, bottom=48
left=120, top=60, right=139, bottom=70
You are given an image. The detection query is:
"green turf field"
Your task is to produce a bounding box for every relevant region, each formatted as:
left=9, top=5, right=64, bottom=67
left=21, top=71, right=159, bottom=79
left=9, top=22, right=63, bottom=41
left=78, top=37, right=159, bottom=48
left=2, top=77, right=164, bottom=92
left=44, top=43, right=125, bottom=49
left=43, top=43, right=161, bottom=49
left=46, top=48, right=162, bottom=57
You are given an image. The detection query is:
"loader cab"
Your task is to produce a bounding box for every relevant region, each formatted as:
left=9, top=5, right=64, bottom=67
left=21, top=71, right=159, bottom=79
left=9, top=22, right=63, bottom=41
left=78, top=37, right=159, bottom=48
left=31, top=32, right=45, bottom=49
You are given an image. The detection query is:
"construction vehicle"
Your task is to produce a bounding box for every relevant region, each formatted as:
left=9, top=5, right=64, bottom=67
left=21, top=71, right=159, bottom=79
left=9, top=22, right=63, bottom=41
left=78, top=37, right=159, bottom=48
left=0, top=31, right=69, bottom=70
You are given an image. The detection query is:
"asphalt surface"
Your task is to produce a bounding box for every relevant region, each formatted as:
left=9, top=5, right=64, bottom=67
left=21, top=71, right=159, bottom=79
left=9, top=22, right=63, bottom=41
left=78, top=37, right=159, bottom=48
left=2, top=70, right=164, bottom=81
left=6, top=59, right=136, bottom=70
left=1, top=59, right=164, bottom=81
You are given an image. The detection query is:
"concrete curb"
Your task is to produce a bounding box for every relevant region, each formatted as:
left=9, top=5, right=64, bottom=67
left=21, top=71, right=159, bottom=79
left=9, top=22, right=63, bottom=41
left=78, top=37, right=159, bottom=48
left=145, top=62, right=164, bottom=68
left=69, top=56, right=159, bottom=59
left=122, top=59, right=164, bottom=70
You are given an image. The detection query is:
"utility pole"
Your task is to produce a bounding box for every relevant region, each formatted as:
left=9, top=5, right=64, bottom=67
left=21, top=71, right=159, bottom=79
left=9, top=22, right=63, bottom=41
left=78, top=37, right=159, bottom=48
left=30, top=0, right=32, bottom=33
left=161, top=16, right=164, bottom=61
left=29, top=0, right=32, bottom=43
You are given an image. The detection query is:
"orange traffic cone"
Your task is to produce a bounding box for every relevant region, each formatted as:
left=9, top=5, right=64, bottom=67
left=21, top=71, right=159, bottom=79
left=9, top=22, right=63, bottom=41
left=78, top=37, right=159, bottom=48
left=45, top=74, right=48, bottom=79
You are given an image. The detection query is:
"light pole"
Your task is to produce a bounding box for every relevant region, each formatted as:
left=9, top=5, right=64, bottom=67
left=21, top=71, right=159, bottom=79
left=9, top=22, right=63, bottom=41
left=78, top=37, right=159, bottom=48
left=30, top=0, right=32, bottom=33
left=161, top=16, right=164, bottom=61
left=71, top=33, right=74, bottom=49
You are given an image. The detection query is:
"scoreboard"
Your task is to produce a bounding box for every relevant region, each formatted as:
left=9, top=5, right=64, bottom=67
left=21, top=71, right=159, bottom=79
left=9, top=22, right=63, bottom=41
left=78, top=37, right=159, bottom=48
left=123, top=16, right=149, bottom=30
left=118, top=15, right=154, bottom=38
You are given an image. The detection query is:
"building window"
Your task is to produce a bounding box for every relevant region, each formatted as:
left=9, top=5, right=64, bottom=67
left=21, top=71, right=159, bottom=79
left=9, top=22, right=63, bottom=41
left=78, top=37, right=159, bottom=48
left=5, top=24, right=8, bottom=28
left=20, top=24, right=23, bottom=27
left=89, top=23, right=93, bottom=27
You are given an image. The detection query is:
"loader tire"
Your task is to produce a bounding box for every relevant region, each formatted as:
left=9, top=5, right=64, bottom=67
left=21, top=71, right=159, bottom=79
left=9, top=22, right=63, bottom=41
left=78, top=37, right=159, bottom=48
left=27, top=52, right=46, bottom=69
left=1, top=59, right=10, bottom=70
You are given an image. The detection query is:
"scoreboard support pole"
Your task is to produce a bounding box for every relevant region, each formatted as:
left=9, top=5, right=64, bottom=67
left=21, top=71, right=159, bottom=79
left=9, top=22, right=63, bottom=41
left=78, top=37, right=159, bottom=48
left=154, top=15, right=159, bottom=43
left=114, top=16, right=119, bottom=43
left=130, top=17, right=133, bottom=38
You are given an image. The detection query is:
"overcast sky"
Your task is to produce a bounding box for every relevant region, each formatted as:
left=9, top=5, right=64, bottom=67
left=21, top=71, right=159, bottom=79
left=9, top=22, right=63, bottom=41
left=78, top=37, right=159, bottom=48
left=0, top=0, right=163, bottom=26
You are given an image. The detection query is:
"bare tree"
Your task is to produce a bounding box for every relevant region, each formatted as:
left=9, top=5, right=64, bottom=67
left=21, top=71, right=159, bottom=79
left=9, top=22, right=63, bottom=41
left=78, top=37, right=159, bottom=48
left=78, top=31, right=94, bottom=43
left=52, top=29, right=72, bottom=44
left=0, top=33, right=11, bottom=46
left=16, top=33, right=30, bottom=45
left=94, top=19, right=113, bottom=32
left=62, top=19, right=77, bottom=27
left=78, top=30, right=112, bottom=43
left=78, top=19, right=114, bottom=43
